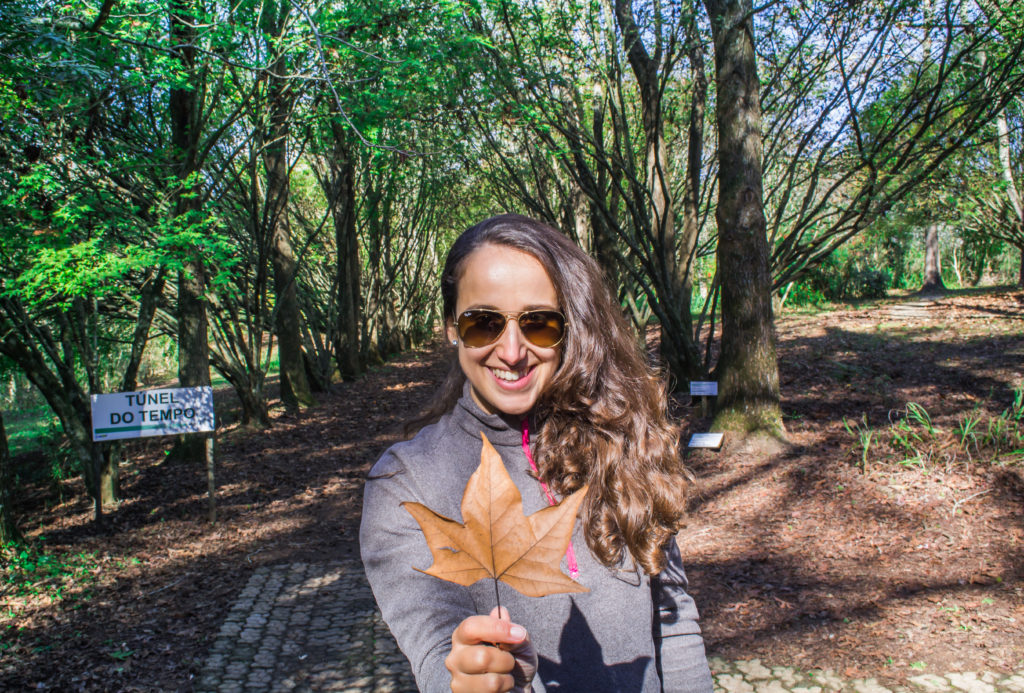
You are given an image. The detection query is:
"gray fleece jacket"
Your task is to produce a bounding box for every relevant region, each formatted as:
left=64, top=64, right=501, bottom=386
left=359, top=389, right=713, bottom=693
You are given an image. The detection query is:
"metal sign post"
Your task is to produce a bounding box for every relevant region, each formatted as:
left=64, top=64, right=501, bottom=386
left=91, top=387, right=217, bottom=522
left=689, top=381, right=718, bottom=417
left=687, top=381, right=723, bottom=450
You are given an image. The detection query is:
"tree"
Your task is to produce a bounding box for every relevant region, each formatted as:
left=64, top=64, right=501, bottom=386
left=0, top=411, right=20, bottom=543
left=462, top=0, right=713, bottom=388
left=950, top=100, right=1024, bottom=287
left=992, top=104, right=1024, bottom=286
left=168, top=0, right=213, bottom=463
left=259, top=0, right=314, bottom=409
left=703, top=0, right=783, bottom=438
left=919, top=223, right=948, bottom=294
left=0, top=0, right=172, bottom=516
left=613, top=0, right=703, bottom=383
left=758, top=0, right=1024, bottom=291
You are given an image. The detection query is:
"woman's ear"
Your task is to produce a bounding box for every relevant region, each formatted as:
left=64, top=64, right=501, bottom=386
left=445, top=320, right=458, bottom=346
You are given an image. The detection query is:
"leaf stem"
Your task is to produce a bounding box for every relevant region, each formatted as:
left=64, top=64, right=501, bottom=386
left=493, top=577, right=501, bottom=615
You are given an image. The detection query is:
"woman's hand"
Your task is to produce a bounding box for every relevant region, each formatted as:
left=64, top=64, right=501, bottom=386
left=446, top=607, right=537, bottom=693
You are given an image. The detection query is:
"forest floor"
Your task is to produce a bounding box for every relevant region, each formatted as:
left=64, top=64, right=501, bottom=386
left=2, top=288, right=1023, bottom=691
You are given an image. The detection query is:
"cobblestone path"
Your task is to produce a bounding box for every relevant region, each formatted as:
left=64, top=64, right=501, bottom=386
left=196, top=561, right=1024, bottom=693
left=195, top=560, right=414, bottom=692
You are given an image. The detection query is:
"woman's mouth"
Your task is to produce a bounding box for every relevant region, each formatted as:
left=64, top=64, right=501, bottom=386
left=491, top=366, right=529, bottom=382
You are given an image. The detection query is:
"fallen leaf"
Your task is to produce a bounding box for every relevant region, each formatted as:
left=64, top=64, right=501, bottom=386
left=402, top=433, right=588, bottom=598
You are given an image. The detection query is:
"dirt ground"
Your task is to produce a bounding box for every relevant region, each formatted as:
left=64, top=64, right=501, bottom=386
left=2, top=289, right=1023, bottom=690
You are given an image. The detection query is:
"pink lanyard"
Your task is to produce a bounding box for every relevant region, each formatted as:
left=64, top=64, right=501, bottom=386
left=520, top=418, right=580, bottom=580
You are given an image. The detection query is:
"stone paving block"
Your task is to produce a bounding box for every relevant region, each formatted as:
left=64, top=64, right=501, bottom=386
left=911, top=674, right=954, bottom=691
left=709, top=656, right=734, bottom=673
left=196, top=673, right=221, bottom=690
left=225, top=661, right=250, bottom=676
left=717, top=673, right=757, bottom=693
left=203, top=653, right=226, bottom=668
left=245, top=668, right=273, bottom=686
left=948, top=672, right=997, bottom=693
left=810, top=668, right=848, bottom=690
left=772, top=665, right=802, bottom=687
left=852, top=677, right=894, bottom=693
left=737, top=659, right=774, bottom=680
left=999, top=676, right=1024, bottom=693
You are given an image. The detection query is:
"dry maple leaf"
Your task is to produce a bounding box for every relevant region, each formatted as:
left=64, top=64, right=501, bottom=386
left=402, top=432, right=588, bottom=598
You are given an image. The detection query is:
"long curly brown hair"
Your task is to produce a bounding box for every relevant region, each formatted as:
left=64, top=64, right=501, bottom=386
left=412, top=214, right=690, bottom=575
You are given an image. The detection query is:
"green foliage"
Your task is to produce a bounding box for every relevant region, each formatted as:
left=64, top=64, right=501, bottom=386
left=0, top=540, right=100, bottom=606
left=953, top=407, right=983, bottom=455
left=781, top=282, right=829, bottom=308
left=888, top=404, right=934, bottom=469
left=845, top=387, right=1024, bottom=473
left=982, top=385, right=1024, bottom=457
left=786, top=247, right=893, bottom=305
left=843, top=413, right=876, bottom=472
left=2, top=414, right=77, bottom=501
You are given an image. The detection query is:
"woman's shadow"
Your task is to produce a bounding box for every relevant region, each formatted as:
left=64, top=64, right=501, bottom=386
left=539, top=602, right=651, bottom=691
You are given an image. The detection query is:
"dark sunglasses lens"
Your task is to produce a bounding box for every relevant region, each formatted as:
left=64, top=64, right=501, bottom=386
left=458, top=311, right=507, bottom=347
left=519, top=311, right=565, bottom=347
left=457, top=310, right=566, bottom=347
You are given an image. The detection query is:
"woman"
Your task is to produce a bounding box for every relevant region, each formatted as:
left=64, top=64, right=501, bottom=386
left=360, top=215, right=712, bottom=693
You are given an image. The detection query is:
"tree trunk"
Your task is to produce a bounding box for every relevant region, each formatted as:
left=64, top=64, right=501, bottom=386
left=571, top=182, right=592, bottom=253
left=173, top=264, right=211, bottom=460
left=270, top=211, right=314, bottom=409
left=64, top=297, right=123, bottom=510
left=0, top=304, right=101, bottom=519
left=677, top=20, right=709, bottom=374
left=589, top=86, right=619, bottom=286
left=994, top=107, right=1024, bottom=288
left=995, top=109, right=1023, bottom=224
left=919, top=223, right=946, bottom=294
left=703, top=0, right=784, bottom=440
left=614, top=0, right=701, bottom=385
left=169, top=0, right=212, bottom=463
left=263, top=3, right=314, bottom=410
left=99, top=269, right=167, bottom=500
left=237, top=377, right=271, bottom=427
left=211, top=356, right=270, bottom=427
left=330, top=130, right=362, bottom=381
left=0, top=411, right=20, bottom=544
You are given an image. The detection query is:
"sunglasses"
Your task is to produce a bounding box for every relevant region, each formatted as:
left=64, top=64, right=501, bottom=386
left=455, top=309, right=567, bottom=349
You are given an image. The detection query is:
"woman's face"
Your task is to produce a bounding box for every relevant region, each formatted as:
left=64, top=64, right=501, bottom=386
left=446, top=243, right=562, bottom=417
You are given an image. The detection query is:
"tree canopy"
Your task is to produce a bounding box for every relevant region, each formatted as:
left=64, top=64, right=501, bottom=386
left=1, top=0, right=1023, bottom=527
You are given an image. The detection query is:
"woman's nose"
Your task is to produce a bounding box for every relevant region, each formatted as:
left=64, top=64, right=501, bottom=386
left=494, top=317, right=527, bottom=363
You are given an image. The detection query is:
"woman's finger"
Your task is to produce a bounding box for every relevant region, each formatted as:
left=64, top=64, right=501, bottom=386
left=449, top=671, right=514, bottom=693
left=452, top=614, right=528, bottom=648
left=446, top=642, right=515, bottom=675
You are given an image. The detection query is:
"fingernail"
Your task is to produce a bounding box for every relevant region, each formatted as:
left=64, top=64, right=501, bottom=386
left=509, top=625, right=526, bottom=640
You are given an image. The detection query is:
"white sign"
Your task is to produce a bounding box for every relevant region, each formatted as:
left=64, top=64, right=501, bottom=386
left=91, top=387, right=215, bottom=441
left=687, top=432, right=724, bottom=449
left=690, top=381, right=718, bottom=396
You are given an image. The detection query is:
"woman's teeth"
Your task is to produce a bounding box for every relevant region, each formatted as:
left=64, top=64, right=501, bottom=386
left=491, top=367, right=526, bottom=382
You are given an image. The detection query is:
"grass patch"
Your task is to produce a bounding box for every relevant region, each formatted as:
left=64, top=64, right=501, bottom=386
left=0, top=539, right=102, bottom=608
left=5, top=407, right=60, bottom=458
left=843, top=384, right=1024, bottom=473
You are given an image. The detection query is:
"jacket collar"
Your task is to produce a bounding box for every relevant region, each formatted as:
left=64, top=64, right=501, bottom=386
left=453, top=381, right=534, bottom=448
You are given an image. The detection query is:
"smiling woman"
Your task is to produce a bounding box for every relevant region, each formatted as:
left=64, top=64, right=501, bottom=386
left=360, top=214, right=712, bottom=693
left=447, top=244, right=562, bottom=417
